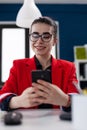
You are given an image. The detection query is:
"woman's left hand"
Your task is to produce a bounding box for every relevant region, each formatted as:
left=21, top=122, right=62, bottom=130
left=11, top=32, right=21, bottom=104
left=32, top=80, right=69, bottom=106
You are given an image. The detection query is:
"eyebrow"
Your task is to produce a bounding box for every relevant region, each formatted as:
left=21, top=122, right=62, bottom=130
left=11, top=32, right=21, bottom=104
left=32, top=32, right=39, bottom=34
left=32, top=32, right=52, bottom=35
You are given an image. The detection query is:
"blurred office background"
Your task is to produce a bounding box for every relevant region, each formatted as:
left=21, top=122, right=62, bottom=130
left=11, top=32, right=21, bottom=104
left=0, top=0, right=87, bottom=87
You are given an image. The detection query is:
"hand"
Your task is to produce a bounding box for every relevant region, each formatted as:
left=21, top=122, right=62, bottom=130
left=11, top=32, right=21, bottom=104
left=9, top=87, right=41, bottom=109
left=32, top=80, right=69, bottom=106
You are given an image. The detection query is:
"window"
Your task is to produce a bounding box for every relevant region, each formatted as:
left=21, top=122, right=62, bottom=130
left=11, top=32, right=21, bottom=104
left=0, top=22, right=29, bottom=85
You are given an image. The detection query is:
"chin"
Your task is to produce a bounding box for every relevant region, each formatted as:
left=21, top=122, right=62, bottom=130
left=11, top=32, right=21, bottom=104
left=35, top=51, right=44, bottom=55
left=36, top=53, right=46, bottom=56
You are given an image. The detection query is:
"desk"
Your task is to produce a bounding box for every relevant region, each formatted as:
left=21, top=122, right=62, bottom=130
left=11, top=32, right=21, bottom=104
left=0, top=109, right=75, bottom=130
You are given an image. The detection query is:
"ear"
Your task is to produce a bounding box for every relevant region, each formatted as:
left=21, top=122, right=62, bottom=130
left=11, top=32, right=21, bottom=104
left=53, top=38, right=58, bottom=46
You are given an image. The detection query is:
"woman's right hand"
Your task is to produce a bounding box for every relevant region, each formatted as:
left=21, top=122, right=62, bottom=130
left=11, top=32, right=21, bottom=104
left=9, top=87, right=41, bottom=109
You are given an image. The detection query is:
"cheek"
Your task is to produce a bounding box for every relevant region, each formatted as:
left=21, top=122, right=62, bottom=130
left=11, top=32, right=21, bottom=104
left=47, top=44, right=53, bottom=52
left=30, top=43, right=35, bottom=51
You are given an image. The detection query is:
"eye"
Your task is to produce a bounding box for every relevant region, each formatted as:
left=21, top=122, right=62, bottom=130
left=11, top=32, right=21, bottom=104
left=32, top=33, right=39, bottom=38
left=43, top=34, right=51, bottom=39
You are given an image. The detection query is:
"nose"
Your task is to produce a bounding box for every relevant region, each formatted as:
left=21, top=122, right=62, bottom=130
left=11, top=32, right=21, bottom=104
left=36, top=36, right=43, bottom=43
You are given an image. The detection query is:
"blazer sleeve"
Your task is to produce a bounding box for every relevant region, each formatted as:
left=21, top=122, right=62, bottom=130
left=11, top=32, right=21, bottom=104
left=0, top=60, right=19, bottom=103
left=67, top=62, right=79, bottom=94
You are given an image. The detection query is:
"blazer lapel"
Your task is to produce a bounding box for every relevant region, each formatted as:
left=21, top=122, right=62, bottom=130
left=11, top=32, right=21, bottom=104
left=25, top=57, right=36, bottom=85
left=52, top=57, right=63, bottom=88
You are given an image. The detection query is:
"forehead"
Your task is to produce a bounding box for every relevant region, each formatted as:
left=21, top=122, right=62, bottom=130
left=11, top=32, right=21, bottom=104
left=31, top=23, right=53, bottom=33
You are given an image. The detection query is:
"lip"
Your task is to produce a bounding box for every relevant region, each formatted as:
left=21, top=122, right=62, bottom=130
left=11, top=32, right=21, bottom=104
left=34, top=46, right=46, bottom=50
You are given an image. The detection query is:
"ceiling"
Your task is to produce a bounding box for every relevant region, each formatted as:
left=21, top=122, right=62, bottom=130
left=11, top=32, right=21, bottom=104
left=0, top=0, right=87, bottom=4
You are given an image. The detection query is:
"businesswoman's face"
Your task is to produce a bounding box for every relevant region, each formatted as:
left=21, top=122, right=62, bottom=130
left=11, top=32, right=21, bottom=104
left=29, top=23, right=57, bottom=57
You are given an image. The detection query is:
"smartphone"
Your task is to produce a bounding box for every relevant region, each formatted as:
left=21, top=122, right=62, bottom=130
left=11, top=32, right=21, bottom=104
left=31, top=70, right=51, bottom=83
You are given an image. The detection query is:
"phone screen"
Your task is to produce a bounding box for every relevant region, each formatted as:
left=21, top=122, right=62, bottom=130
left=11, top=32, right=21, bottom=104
left=31, top=70, right=51, bottom=83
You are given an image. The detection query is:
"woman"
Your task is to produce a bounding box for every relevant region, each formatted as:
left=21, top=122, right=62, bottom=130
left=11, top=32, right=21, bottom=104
left=0, top=16, right=79, bottom=111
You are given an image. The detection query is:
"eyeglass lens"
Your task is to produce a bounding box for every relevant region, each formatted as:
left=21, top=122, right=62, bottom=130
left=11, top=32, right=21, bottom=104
left=29, top=32, right=52, bottom=42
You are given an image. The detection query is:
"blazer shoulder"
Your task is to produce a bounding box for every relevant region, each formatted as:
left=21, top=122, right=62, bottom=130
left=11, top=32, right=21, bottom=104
left=12, top=58, right=28, bottom=65
left=57, top=59, right=75, bottom=68
left=12, top=57, right=34, bottom=66
left=13, top=58, right=29, bottom=63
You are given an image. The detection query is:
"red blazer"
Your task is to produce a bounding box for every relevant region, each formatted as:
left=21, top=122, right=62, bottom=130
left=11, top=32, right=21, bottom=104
left=0, top=56, right=79, bottom=109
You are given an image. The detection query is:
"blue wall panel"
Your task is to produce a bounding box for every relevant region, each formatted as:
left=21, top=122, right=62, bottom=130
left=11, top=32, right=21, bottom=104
left=0, top=4, right=87, bottom=61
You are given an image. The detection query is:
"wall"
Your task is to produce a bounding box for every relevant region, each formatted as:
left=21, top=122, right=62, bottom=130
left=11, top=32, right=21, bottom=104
left=0, top=4, right=87, bottom=61
left=1, top=0, right=87, bottom=4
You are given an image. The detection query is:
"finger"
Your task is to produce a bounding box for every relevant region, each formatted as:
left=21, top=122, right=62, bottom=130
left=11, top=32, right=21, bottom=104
left=36, top=89, right=49, bottom=99
left=30, top=101, right=41, bottom=107
left=32, top=82, right=50, bottom=94
left=29, top=92, right=40, bottom=99
left=34, top=97, right=48, bottom=104
left=25, top=87, right=37, bottom=94
left=37, top=80, right=53, bottom=90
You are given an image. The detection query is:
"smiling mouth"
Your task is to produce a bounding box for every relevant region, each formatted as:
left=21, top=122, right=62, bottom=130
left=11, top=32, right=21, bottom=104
left=35, top=46, right=46, bottom=50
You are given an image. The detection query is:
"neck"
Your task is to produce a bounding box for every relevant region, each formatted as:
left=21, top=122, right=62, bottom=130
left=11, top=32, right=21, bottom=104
left=36, top=54, right=51, bottom=70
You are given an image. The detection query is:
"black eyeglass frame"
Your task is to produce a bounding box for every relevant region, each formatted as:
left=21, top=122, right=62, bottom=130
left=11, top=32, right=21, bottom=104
left=29, top=32, right=53, bottom=42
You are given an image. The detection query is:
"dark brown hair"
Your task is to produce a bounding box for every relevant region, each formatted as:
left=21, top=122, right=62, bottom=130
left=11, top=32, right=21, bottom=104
left=30, top=16, right=57, bottom=38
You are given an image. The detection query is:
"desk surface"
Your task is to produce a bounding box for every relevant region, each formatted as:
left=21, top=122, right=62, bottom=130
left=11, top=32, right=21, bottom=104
left=0, top=109, right=75, bottom=130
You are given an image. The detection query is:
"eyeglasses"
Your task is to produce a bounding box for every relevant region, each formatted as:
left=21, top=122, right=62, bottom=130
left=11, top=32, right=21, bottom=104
left=29, top=32, right=53, bottom=42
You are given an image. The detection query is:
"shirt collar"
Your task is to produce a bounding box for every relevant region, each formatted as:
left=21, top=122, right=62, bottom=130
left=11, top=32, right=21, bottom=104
left=34, top=55, right=51, bottom=70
